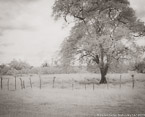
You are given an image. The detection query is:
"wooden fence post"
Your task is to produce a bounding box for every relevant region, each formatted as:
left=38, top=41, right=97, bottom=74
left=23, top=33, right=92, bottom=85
left=85, top=83, right=86, bottom=90
left=1, top=76, right=3, bottom=90
left=14, top=76, right=17, bottom=90
left=72, top=83, right=74, bottom=90
left=132, top=75, right=135, bottom=89
left=7, top=79, right=9, bottom=90
left=107, top=77, right=109, bottom=89
left=39, top=75, right=41, bottom=89
left=61, top=80, right=64, bottom=88
left=23, top=80, right=25, bottom=89
left=29, top=77, right=32, bottom=88
left=19, top=78, right=23, bottom=89
left=53, top=77, right=56, bottom=88
left=93, top=83, right=95, bottom=91
left=120, top=75, right=122, bottom=89
left=72, top=79, right=74, bottom=90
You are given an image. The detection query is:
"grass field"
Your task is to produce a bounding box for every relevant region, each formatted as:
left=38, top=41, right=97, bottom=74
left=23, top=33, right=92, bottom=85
left=0, top=73, right=145, bottom=117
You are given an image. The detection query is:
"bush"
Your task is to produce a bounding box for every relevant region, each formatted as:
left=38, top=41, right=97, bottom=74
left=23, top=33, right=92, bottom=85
left=133, top=61, right=145, bottom=73
left=0, top=64, right=10, bottom=75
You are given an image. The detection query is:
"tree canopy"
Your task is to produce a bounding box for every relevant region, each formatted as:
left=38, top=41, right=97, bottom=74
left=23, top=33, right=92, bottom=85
left=52, top=0, right=145, bottom=83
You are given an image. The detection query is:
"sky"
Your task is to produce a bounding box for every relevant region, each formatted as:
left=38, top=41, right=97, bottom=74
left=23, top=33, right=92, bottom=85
left=0, top=0, right=145, bottom=66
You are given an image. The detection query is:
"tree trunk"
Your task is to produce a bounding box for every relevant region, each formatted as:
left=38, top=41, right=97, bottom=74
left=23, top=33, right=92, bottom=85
left=97, top=44, right=109, bottom=84
left=100, top=71, right=107, bottom=84
left=99, top=65, right=108, bottom=84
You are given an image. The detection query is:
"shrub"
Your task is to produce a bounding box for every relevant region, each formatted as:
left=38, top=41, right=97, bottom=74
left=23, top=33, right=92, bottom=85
left=133, top=61, right=145, bottom=73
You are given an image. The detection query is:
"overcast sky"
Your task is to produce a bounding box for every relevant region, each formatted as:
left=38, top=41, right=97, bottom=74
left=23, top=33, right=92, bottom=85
left=0, top=0, right=145, bottom=66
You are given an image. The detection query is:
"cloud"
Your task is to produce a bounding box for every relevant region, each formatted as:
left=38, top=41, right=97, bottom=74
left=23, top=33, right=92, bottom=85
left=0, top=43, right=13, bottom=47
left=0, top=25, right=34, bottom=32
left=0, top=0, right=40, bottom=34
left=129, top=0, right=145, bottom=21
left=0, top=51, right=3, bottom=55
left=0, top=0, right=38, bottom=3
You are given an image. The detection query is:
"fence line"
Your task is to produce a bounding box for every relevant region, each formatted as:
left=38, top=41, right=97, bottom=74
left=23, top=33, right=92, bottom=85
left=0, top=74, right=143, bottom=91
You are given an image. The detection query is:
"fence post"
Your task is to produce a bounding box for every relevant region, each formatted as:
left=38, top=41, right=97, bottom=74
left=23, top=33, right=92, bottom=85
left=53, top=77, right=56, bottom=88
left=19, top=78, right=23, bottom=89
left=7, top=79, right=9, bottom=90
left=72, top=83, right=74, bottom=90
left=29, top=76, right=32, bottom=88
left=39, top=75, right=41, bottom=89
left=93, top=83, right=95, bottom=91
left=107, top=77, right=109, bottom=89
left=85, top=83, right=86, bottom=90
left=23, top=80, right=25, bottom=89
left=132, top=75, right=135, bottom=89
left=120, top=75, right=122, bottom=89
left=14, top=76, right=17, bottom=90
left=1, top=76, right=2, bottom=90
left=61, top=80, right=64, bottom=88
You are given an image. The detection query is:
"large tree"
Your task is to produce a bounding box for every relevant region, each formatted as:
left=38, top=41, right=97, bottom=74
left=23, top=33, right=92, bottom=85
left=52, top=0, right=145, bottom=83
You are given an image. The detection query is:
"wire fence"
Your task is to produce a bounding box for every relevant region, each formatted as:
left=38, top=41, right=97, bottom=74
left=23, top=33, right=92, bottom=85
left=0, top=74, right=145, bottom=91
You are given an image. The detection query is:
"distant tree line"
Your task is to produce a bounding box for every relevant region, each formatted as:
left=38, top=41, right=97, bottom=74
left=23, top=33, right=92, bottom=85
left=0, top=59, right=87, bottom=75
left=1, top=59, right=145, bottom=75
left=0, top=59, right=33, bottom=75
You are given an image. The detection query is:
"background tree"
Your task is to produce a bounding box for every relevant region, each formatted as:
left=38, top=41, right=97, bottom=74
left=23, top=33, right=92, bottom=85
left=52, top=0, right=145, bottom=83
left=42, top=61, right=50, bottom=68
left=9, top=59, right=31, bottom=71
left=0, top=64, right=10, bottom=75
left=133, top=61, right=145, bottom=73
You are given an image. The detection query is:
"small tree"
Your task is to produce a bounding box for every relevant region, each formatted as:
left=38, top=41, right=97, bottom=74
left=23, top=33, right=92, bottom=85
left=52, top=0, right=145, bottom=83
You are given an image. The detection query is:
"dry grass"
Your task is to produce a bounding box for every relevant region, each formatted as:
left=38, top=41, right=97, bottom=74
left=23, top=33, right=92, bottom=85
left=0, top=73, right=145, bottom=117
